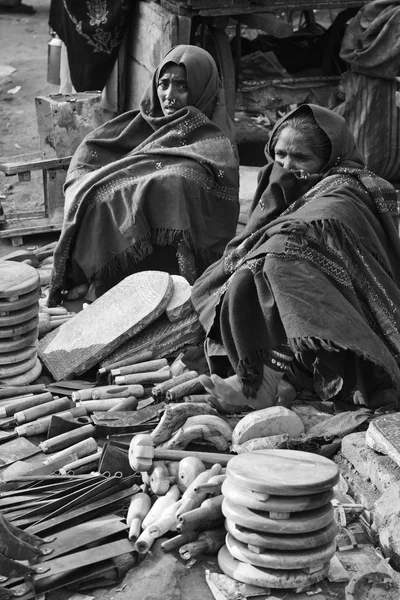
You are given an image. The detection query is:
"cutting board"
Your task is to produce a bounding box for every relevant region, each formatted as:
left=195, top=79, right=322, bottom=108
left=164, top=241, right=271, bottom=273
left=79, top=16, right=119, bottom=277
left=0, top=358, right=42, bottom=385
left=0, top=343, right=37, bottom=365
left=366, top=413, right=400, bottom=467
left=222, top=497, right=334, bottom=534
left=0, top=303, right=39, bottom=326
left=39, top=271, right=174, bottom=380
left=221, top=479, right=333, bottom=513
left=226, top=450, right=339, bottom=495
left=0, top=329, right=38, bottom=353
left=0, top=289, right=40, bottom=312
left=0, top=262, right=40, bottom=298
left=225, top=533, right=337, bottom=570
left=218, top=545, right=329, bottom=589
left=225, top=519, right=337, bottom=551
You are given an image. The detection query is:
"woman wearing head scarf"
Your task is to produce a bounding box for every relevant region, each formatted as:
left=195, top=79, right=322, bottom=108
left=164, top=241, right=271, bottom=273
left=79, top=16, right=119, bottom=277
left=48, top=45, right=239, bottom=306
left=193, top=104, right=400, bottom=412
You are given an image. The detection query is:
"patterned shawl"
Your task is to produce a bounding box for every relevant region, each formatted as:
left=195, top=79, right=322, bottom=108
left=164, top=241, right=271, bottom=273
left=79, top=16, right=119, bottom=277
left=192, top=104, right=400, bottom=403
left=48, top=45, right=239, bottom=306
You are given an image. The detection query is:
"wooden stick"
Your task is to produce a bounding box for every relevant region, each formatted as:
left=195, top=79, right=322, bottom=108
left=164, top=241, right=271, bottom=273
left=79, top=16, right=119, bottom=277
left=111, top=358, right=168, bottom=377
left=165, top=377, right=205, bottom=403
left=183, top=394, right=214, bottom=404
left=0, top=391, right=53, bottom=418
left=97, top=350, right=154, bottom=376
left=115, top=370, right=171, bottom=386
left=0, top=384, right=46, bottom=400
left=91, top=384, right=144, bottom=400
left=152, top=371, right=199, bottom=400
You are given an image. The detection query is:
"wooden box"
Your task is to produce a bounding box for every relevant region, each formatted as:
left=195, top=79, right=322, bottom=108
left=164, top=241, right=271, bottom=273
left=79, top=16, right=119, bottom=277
left=35, top=92, right=104, bottom=159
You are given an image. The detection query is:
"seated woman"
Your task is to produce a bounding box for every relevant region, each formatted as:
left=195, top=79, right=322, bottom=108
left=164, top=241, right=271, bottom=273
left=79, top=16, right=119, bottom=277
left=193, top=104, right=400, bottom=412
left=48, top=45, right=239, bottom=306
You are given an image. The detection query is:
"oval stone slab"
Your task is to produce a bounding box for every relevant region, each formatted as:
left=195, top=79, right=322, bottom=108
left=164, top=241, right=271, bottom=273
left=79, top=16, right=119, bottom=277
left=0, top=358, right=42, bottom=385
left=218, top=545, right=329, bottom=589
left=0, top=303, right=39, bottom=327
left=225, top=519, right=337, bottom=551
left=39, top=271, right=174, bottom=381
left=0, top=289, right=41, bottom=313
left=222, top=497, right=334, bottom=534
left=221, top=479, right=333, bottom=513
left=0, top=263, right=40, bottom=299
left=225, top=533, right=337, bottom=570
left=0, top=316, right=38, bottom=339
left=226, top=450, right=339, bottom=496
left=0, top=343, right=37, bottom=365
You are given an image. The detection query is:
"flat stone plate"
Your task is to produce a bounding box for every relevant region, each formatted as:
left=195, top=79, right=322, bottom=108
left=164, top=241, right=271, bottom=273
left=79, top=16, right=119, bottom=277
left=366, top=413, right=400, bottom=468
left=0, top=343, right=37, bottom=365
left=226, top=450, right=339, bottom=496
left=0, top=316, right=38, bottom=339
left=222, top=498, right=334, bottom=535
left=221, top=479, right=333, bottom=513
left=0, top=303, right=39, bottom=326
left=0, top=436, right=41, bottom=467
left=39, top=271, right=174, bottom=381
left=0, top=289, right=41, bottom=312
left=225, top=519, right=337, bottom=551
left=0, top=358, right=42, bottom=385
left=0, top=353, right=37, bottom=377
left=0, top=329, right=38, bottom=353
left=218, top=545, right=329, bottom=589
left=0, top=263, right=40, bottom=299
left=226, top=533, right=336, bottom=570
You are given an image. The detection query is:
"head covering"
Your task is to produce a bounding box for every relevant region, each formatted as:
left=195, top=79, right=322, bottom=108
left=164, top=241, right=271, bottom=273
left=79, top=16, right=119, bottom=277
left=140, top=44, right=235, bottom=140
left=266, top=104, right=365, bottom=172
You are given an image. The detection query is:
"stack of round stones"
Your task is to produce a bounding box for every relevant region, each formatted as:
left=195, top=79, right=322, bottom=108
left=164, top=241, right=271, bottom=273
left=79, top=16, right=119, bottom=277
left=219, top=449, right=339, bottom=592
left=0, top=262, right=42, bottom=385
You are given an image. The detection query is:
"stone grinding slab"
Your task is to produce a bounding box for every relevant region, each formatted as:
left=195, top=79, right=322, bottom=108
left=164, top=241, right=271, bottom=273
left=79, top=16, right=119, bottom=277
left=0, top=289, right=40, bottom=312
left=222, top=497, right=334, bottom=535
left=225, top=519, right=337, bottom=551
left=0, top=262, right=40, bottom=298
left=0, top=303, right=39, bottom=326
left=39, top=271, right=174, bottom=381
left=366, top=413, right=400, bottom=468
left=221, top=478, right=333, bottom=513
left=226, top=450, right=339, bottom=495
left=225, top=532, right=336, bottom=570
left=217, top=545, right=329, bottom=589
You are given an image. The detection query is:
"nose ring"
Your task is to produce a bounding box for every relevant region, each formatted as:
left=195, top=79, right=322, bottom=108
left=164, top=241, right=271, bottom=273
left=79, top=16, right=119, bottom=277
left=169, top=98, right=175, bottom=105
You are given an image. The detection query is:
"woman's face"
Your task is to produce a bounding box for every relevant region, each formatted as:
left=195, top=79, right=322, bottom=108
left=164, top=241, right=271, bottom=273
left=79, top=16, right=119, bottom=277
left=274, top=126, right=327, bottom=174
left=157, top=64, right=189, bottom=116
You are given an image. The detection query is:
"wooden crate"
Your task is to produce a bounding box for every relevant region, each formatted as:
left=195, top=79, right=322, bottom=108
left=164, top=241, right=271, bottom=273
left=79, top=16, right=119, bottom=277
left=35, top=92, right=103, bottom=159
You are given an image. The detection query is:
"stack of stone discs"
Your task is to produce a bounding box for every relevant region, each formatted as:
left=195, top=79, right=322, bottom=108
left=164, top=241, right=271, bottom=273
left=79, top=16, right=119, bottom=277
left=219, top=449, right=339, bottom=592
left=0, top=262, right=42, bottom=385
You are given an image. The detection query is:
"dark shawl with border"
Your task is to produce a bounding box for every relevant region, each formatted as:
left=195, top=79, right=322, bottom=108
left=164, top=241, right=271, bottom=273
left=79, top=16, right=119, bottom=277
left=48, top=45, right=239, bottom=306
left=192, top=104, right=400, bottom=404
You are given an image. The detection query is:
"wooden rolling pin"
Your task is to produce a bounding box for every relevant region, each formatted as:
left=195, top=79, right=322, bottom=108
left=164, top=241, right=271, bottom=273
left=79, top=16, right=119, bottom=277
left=91, top=384, right=144, bottom=400
left=13, top=397, right=74, bottom=425
left=44, top=437, right=98, bottom=465
left=152, top=371, right=199, bottom=400
left=97, top=350, right=154, bottom=378
left=115, top=370, right=171, bottom=386
left=15, top=406, right=88, bottom=437
left=0, top=384, right=46, bottom=400
left=165, top=377, right=205, bottom=403
left=110, top=358, right=168, bottom=377
left=0, top=391, right=53, bottom=418
left=39, top=424, right=96, bottom=454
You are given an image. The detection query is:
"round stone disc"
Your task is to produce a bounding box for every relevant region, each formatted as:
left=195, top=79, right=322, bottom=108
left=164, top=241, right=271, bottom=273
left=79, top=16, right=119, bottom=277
left=222, top=498, right=334, bottom=535
left=218, top=545, right=329, bottom=589
left=225, top=519, right=337, bottom=551
left=0, top=353, right=38, bottom=378
left=0, top=263, right=40, bottom=299
left=225, top=533, right=337, bottom=570
left=0, top=343, right=37, bottom=365
left=222, top=479, right=334, bottom=513
left=0, top=329, right=38, bottom=353
left=0, top=289, right=41, bottom=312
left=0, top=358, right=42, bottom=385
left=226, top=450, right=339, bottom=496
left=0, top=303, right=39, bottom=327
left=0, top=316, right=39, bottom=339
